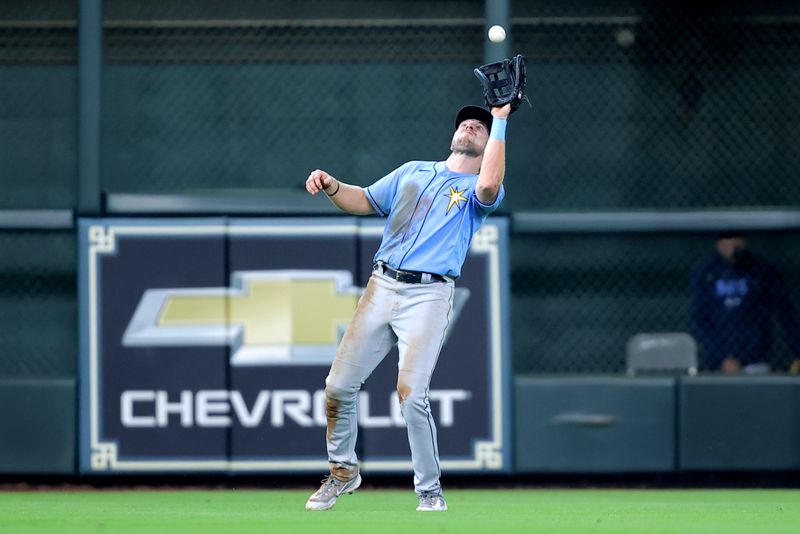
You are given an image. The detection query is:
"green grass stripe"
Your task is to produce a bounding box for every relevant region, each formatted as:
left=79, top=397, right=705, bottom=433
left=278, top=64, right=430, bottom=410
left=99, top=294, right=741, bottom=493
left=0, top=489, right=798, bottom=533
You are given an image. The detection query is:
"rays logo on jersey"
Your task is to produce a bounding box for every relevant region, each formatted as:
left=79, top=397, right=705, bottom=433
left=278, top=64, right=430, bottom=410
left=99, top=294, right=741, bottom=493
left=443, top=186, right=468, bottom=213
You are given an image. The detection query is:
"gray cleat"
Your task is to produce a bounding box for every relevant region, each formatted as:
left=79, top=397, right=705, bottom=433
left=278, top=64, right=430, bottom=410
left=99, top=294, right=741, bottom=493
left=305, top=474, right=362, bottom=511
left=416, top=491, right=448, bottom=512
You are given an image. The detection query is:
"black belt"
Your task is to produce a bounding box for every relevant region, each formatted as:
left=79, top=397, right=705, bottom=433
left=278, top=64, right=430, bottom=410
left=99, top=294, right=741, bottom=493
left=374, top=263, right=447, bottom=284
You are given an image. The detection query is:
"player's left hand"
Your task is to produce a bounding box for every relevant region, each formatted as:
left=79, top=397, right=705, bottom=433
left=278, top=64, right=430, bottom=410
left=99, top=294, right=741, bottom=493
left=306, top=169, right=336, bottom=195
left=491, top=104, right=512, bottom=119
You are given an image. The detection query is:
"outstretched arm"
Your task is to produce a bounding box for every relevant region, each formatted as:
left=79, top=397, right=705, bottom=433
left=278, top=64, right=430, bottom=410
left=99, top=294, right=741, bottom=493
left=305, top=169, right=375, bottom=215
left=475, top=104, right=511, bottom=205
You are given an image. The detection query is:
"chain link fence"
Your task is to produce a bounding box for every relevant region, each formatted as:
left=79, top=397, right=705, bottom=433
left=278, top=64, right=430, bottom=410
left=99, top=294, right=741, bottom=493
left=0, top=1, right=77, bottom=209
left=511, top=230, right=800, bottom=374
left=510, top=5, right=800, bottom=211
left=93, top=1, right=800, bottom=211
left=100, top=1, right=485, bottom=194
left=3, top=1, right=800, bottom=377
left=0, top=230, right=76, bottom=378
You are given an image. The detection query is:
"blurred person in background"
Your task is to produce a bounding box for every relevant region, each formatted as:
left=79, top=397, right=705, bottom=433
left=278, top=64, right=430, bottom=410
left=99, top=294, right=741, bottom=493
left=690, top=232, right=800, bottom=374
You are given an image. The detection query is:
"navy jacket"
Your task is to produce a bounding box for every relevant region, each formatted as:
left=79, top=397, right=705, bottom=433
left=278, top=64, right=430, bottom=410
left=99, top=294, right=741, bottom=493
left=690, top=250, right=800, bottom=370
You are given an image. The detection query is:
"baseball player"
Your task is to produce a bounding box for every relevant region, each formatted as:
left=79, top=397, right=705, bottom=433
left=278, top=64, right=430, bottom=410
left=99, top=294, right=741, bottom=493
left=304, top=103, right=511, bottom=512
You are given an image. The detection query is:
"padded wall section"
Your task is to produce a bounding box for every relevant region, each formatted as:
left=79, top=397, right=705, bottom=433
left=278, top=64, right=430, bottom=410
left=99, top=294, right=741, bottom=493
left=0, top=379, right=76, bottom=474
left=680, top=376, right=800, bottom=470
left=515, top=376, right=676, bottom=472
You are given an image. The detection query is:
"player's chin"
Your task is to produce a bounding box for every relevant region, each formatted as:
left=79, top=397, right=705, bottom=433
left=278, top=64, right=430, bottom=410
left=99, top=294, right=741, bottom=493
left=460, top=144, right=484, bottom=158
left=452, top=140, right=483, bottom=157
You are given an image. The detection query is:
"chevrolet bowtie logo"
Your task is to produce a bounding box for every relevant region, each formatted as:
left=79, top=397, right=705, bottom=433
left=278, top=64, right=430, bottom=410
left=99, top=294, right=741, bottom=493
left=122, top=271, right=361, bottom=366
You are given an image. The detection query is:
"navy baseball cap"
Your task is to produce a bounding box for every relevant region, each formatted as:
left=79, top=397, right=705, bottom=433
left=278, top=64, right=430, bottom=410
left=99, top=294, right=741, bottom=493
left=455, top=105, right=493, bottom=132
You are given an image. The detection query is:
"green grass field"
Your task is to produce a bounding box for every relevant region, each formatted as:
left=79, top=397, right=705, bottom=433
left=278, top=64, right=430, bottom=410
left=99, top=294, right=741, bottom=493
left=0, top=489, right=798, bottom=533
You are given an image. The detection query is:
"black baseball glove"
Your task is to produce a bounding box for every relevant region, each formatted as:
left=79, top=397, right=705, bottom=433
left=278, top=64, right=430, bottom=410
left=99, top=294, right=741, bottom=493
left=473, top=54, right=528, bottom=113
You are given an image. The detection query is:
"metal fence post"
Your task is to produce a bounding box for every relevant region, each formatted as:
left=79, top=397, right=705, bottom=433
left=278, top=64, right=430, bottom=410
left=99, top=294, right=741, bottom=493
left=78, top=0, right=102, bottom=215
left=484, top=0, right=511, bottom=64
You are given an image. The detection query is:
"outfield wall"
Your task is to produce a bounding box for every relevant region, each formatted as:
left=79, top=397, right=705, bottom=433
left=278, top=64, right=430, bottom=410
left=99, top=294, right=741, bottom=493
left=514, top=375, right=800, bottom=473
left=2, top=215, right=800, bottom=476
left=2, top=374, right=800, bottom=475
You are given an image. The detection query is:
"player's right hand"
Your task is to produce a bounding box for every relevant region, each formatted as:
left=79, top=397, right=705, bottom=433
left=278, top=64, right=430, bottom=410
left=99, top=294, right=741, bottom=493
left=306, top=169, right=335, bottom=195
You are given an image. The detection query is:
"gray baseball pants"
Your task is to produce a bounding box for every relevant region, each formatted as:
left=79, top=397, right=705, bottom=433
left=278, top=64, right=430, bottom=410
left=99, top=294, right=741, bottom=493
left=324, top=268, right=454, bottom=494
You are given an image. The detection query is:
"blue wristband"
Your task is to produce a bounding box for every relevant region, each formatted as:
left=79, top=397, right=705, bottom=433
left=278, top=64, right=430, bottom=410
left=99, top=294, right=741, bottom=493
left=490, top=118, right=507, bottom=141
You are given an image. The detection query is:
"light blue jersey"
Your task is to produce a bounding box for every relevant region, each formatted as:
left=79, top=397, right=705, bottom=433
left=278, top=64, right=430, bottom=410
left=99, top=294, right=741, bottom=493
left=364, top=160, right=505, bottom=278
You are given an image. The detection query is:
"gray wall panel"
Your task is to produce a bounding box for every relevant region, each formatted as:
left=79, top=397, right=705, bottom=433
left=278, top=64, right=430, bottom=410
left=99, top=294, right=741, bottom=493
left=0, top=379, right=76, bottom=474
left=515, top=376, right=676, bottom=473
left=680, top=376, right=800, bottom=470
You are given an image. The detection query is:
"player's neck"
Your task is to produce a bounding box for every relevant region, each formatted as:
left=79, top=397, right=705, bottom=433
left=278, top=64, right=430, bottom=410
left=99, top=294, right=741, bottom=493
left=445, top=152, right=482, bottom=175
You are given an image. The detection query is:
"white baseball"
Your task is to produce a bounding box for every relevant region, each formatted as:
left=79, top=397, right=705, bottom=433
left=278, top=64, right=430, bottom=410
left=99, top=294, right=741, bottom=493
left=488, top=25, right=506, bottom=43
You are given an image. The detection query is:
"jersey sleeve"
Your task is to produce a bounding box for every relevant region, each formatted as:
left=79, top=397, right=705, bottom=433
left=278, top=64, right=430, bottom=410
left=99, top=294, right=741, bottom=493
left=471, top=183, right=505, bottom=216
left=364, top=162, right=411, bottom=217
